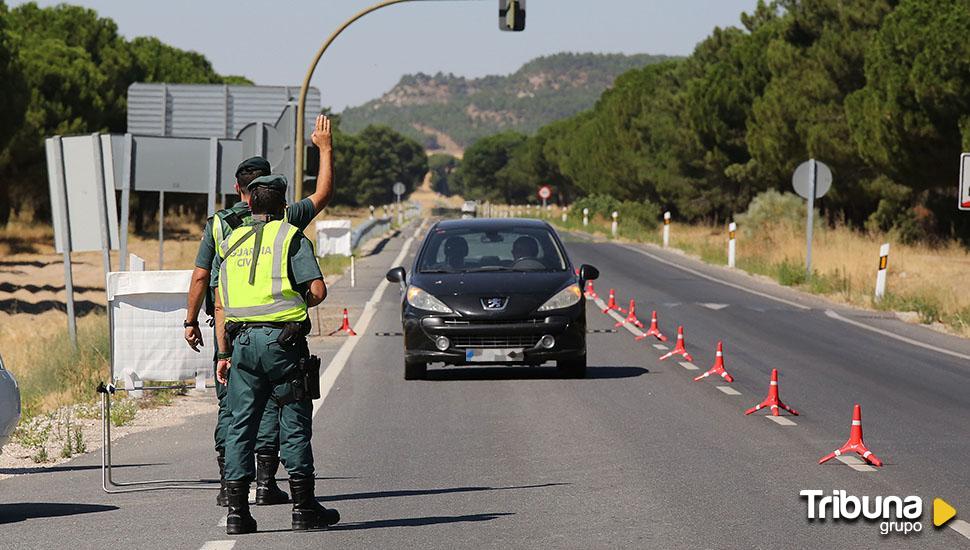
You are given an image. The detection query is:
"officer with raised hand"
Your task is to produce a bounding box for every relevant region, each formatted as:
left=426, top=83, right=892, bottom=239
left=184, top=115, right=334, bottom=507
left=213, top=174, right=338, bottom=535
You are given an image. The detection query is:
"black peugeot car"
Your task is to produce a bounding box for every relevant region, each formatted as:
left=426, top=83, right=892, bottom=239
left=386, top=218, right=599, bottom=380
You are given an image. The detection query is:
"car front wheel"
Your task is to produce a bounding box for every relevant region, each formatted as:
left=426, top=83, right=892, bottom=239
left=404, top=359, right=427, bottom=380
left=558, top=355, right=587, bottom=379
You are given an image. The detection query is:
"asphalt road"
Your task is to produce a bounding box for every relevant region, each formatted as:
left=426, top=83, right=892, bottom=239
left=1, top=220, right=968, bottom=549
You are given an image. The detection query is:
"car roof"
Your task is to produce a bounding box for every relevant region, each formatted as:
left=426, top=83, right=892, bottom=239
left=434, top=217, right=551, bottom=231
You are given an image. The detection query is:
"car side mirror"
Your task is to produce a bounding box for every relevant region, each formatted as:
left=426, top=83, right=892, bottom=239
left=579, top=264, right=599, bottom=281
left=386, top=267, right=407, bottom=288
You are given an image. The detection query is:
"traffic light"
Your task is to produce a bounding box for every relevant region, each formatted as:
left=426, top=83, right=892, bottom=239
left=499, top=0, right=525, bottom=31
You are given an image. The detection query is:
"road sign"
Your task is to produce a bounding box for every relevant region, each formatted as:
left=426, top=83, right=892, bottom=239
left=537, top=185, right=552, bottom=200
left=959, top=153, right=970, bottom=210
left=792, top=160, right=832, bottom=199
left=392, top=181, right=406, bottom=196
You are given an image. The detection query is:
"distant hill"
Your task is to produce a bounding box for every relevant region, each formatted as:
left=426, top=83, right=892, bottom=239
left=340, top=52, right=672, bottom=155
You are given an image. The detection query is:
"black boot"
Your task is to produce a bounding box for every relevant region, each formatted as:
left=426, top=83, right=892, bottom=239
left=215, top=452, right=228, bottom=507
left=290, top=475, right=340, bottom=531
left=225, top=480, right=257, bottom=535
left=255, top=451, right=289, bottom=505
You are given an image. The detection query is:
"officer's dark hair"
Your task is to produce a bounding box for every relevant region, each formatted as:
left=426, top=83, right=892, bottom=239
left=236, top=167, right=270, bottom=194
left=250, top=187, right=285, bottom=217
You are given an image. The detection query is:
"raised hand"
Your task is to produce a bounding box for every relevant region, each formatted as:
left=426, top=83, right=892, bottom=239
left=311, top=114, right=332, bottom=150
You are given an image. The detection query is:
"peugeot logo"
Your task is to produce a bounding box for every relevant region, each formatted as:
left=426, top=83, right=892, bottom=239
left=481, top=297, right=508, bottom=311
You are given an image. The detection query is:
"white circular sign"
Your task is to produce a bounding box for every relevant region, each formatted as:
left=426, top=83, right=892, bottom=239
left=392, top=182, right=406, bottom=196
left=537, top=185, right=552, bottom=200
left=792, top=160, right=832, bottom=200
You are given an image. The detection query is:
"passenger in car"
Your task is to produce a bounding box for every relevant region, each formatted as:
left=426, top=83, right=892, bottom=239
left=512, top=236, right=540, bottom=260
left=444, top=236, right=469, bottom=269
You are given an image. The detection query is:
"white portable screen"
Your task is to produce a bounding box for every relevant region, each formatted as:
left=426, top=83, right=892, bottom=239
left=315, top=220, right=352, bottom=257
left=107, top=270, right=213, bottom=382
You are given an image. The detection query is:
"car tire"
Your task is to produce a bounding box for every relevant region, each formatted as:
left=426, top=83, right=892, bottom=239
left=558, top=355, right=587, bottom=379
left=404, top=359, right=427, bottom=380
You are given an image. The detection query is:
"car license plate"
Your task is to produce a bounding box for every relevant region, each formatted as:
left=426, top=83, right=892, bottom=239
left=465, top=348, right=525, bottom=362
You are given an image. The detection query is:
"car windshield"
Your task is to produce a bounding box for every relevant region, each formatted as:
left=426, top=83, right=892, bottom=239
left=418, top=225, right=567, bottom=273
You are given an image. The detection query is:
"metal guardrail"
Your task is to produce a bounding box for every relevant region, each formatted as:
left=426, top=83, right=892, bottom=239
left=351, top=217, right=391, bottom=251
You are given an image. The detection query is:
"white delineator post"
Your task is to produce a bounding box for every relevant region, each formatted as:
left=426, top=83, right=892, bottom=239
left=728, top=222, right=737, bottom=268
left=611, top=211, right=619, bottom=238
left=561, top=206, right=568, bottom=223
left=350, top=254, right=356, bottom=288
left=663, top=211, right=671, bottom=248
left=369, top=205, right=375, bottom=220
left=583, top=208, right=589, bottom=227
left=874, top=243, right=889, bottom=301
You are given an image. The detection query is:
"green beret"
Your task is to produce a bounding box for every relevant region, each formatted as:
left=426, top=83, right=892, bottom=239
left=247, top=174, right=288, bottom=193
left=235, top=156, right=271, bottom=177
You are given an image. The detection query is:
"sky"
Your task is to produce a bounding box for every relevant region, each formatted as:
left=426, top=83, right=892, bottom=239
left=12, top=0, right=760, bottom=111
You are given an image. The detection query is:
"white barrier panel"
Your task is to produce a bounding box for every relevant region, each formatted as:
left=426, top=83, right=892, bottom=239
left=107, top=270, right=212, bottom=383
left=316, top=219, right=352, bottom=257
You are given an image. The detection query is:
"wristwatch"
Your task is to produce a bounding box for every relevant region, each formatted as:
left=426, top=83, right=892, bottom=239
left=183, top=320, right=199, bottom=328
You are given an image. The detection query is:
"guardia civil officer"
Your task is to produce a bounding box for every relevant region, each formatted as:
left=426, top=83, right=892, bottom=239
left=184, top=115, right=334, bottom=507
left=213, top=174, right=338, bottom=535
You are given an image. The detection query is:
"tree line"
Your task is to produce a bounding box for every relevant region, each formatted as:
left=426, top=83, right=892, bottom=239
left=0, top=2, right=426, bottom=229
left=448, top=0, right=970, bottom=243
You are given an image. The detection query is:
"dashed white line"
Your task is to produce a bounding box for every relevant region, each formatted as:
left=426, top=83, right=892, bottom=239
left=199, top=541, right=235, bottom=550
left=764, top=415, right=797, bottom=426
left=678, top=361, right=699, bottom=371
left=216, top=516, right=227, bottom=527
left=700, top=303, right=729, bottom=310
left=835, top=455, right=876, bottom=472
left=949, top=519, right=970, bottom=540
left=312, top=220, right=426, bottom=418
left=716, top=386, right=741, bottom=395
left=652, top=344, right=668, bottom=350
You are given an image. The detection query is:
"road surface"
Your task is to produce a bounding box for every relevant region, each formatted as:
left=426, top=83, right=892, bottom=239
left=1, top=220, right=968, bottom=549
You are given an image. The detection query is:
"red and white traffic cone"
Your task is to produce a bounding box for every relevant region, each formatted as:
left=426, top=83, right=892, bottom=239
left=584, top=280, right=598, bottom=300
left=328, top=308, right=358, bottom=336
left=615, top=299, right=644, bottom=329
left=745, top=369, right=799, bottom=416
left=602, top=289, right=625, bottom=314
left=818, top=404, right=883, bottom=467
left=693, top=341, right=734, bottom=382
left=659, top=326, right=693, bottom=361
left=635, top=310, right=668, bottom=342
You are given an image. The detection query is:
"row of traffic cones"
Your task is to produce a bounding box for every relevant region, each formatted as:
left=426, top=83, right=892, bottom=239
left=589, top=279, right=885, bottom=467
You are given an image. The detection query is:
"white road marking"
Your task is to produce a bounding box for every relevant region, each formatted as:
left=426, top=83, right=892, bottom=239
left=700, top=303, right=729, bottom=310
left=312, top=220, right=426, bottom=419
left=652, top=344, right=668, bottom=350
left=765, top=415, right=796, bottom=426
left=716, top=385, right=741, bottom=395
left=199, top=541, right=235, bottom=550
left=678, top=361, right=699, bottom=371
left=949, top=519, right=970, bottom=540
left=824, top=309, right=970, bottom=362
left=217, top=516, right=227, bottom=527
left=835, top=455, right=876, bottom=472
left=620, top=244, right=811, bottom=310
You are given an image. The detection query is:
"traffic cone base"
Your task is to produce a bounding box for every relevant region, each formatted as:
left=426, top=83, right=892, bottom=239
left=693, top=341, right=734, bottom=383
left=602, top=289, right=626, bottom=314
left=745, top=369, right=798, bottom=416
left=818, top=404, right=883, bottom=467
left=635, top=310, right=668, bottom=342
left=659, top=326, right=692, bottom=361
left=328, top=308, right=357, bottom=336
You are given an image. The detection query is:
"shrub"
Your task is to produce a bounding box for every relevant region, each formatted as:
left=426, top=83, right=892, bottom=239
left=736, top=190, right=813, bottom=237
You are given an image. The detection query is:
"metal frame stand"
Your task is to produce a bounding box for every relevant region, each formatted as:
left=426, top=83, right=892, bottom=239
left=97, top=382, right=216, bottom=494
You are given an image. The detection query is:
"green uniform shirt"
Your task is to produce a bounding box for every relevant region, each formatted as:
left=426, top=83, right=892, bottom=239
left=211, top=223, right=323, bottom=294
left=194, top=198, right=317, bottom=271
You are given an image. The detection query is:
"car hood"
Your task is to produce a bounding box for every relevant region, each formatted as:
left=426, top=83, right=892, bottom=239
left=410, top=270, right=575, bottom=319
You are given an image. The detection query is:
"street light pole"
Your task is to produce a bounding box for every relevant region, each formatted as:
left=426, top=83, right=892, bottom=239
left=295, top=0, right=486, bottom=199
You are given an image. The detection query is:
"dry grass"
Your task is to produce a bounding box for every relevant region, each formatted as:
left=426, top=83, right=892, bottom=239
left=532, top=207, right=970, bottom=337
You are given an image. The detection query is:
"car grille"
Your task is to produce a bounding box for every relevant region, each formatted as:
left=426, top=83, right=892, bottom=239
left=450, top=335, right=540, bottom=349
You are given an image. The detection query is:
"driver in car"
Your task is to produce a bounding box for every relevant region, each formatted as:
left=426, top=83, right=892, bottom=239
left=444, top=236, right=469, bottom=269
left=512, top=236, right=540, bottom=261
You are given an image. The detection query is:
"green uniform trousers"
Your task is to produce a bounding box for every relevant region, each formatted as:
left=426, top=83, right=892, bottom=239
left=224, top=326, right=315, bottom=482
left=212, top=325, right=280, bottom=455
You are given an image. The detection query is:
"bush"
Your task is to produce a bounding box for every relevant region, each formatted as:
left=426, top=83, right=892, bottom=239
left=571, top=194, right=620, bottom=219
left=618, top=200, right=661, bottom=231
left=736, top=190, right=813, bottom=237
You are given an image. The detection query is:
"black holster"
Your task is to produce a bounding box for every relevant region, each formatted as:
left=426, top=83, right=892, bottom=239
left=272, top=355, right=321, bottom=406
left=276, top=320, right=312, bottom=347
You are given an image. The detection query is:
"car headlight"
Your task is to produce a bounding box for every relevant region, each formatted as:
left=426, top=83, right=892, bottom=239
left=537, top=284, right=583, bottom=312
left=406, top=286, right=453, bottom=313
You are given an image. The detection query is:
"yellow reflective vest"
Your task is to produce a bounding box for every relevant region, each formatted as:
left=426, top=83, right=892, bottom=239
left=217, top=220, right=307, bottom=323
